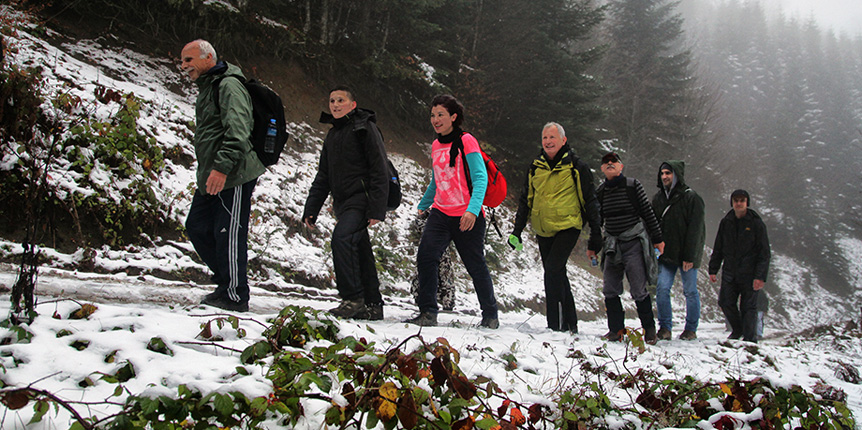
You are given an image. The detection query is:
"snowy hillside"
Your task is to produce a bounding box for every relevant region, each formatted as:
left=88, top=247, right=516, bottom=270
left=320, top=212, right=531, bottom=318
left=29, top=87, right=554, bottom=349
left=0, top=5, right=861, bottom=429
left=1, top=5, right=859, bottom=332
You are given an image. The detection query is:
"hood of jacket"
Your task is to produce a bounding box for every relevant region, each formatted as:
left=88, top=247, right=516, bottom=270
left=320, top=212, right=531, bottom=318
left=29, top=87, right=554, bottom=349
left=196, top=61, right=245, bottom=88
left=656, top=160, right=688, bottom=193
left=319, top=107, right=378, bottom=132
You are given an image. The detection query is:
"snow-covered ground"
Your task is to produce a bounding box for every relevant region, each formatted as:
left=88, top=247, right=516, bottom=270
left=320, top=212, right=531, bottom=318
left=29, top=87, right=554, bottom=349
left=1, top=4, right=861, bottom=429
left=1, top=266, right=861, bottom=429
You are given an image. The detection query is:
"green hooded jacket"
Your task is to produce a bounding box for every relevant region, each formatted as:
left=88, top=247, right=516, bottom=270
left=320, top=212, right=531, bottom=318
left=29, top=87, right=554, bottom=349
left=651, top=160, right=706, bottom=267
left=192, top=62, right=265, bottom=193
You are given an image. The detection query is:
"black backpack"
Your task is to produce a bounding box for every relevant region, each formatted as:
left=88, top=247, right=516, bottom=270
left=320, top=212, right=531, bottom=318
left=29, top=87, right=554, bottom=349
left=359, top=127, right=401, bottom=211
left=213, top=76, right=289, bottom=167
left=384, top=158, right=402, bottom=211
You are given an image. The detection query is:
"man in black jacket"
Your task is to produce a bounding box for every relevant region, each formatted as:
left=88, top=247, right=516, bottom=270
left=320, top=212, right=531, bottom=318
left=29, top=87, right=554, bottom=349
left=708, top=189, right=771, bottom=343
left=651, top=161, right=706, bottom=341
left=303, top=86, right=389, bottom=320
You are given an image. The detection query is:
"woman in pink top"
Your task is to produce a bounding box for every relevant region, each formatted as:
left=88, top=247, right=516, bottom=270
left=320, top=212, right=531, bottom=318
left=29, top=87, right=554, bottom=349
left=404, top=95, right=499, bottom=329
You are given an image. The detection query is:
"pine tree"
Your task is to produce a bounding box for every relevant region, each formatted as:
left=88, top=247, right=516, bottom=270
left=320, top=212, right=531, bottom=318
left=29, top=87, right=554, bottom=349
left=599, top=0, right=710, bottom=176
left=452, top=0, right=605, bottom=160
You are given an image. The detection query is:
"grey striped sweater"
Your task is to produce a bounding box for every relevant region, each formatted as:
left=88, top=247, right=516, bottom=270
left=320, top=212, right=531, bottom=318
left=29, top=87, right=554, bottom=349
left=598, top=175, right=663, bottom=244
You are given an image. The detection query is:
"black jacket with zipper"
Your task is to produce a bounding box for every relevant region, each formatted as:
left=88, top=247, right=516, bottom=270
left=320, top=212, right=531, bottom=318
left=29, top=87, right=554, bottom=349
left=303, top=108, right=388, bottom=221
left=708, top=208, right=771, bottom=283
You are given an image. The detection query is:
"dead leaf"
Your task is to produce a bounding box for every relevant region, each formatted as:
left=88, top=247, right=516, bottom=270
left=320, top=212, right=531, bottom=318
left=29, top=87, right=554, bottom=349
left=528, top=403, right=543, bottom=423
left=430, top=356, right=448, bottom=388
left=451, top=374, right=477, bottom=400
left=70, top=303, right=98, bottom=319
left=397, top=390, right=418, bottom=429
left=1, top=389, right=30, bottom=410
left=342, top=382, right=356, bottom=410
left=376, top=382, right=398, bottom=421
left=397, top=355, right=419, bottom=379
left=197, top=321, right=213, bottom=339
left=510, top=408, right=525, bottom=426
left=451, top=416, right=475, bottom=430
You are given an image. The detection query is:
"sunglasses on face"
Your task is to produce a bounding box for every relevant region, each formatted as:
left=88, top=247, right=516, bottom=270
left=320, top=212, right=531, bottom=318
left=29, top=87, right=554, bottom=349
left=602, top=155, right=620, bottom=164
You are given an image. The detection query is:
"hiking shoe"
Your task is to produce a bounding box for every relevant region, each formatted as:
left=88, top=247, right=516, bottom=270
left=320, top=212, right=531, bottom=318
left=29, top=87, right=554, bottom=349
left=644, top=327, right=657, bottom=345
left=602, top=330, right=624, bottom=342
left=200, top=291, right=220, bottom=304
left=657, top=328, right=672, bottom=341
left=404, top=311, right=438, bottom=327
left=479, top=317, right=499, bottom=329
left=679, top=330, right=697, bottom=340
left=355, top=302, right=384, bottom=321
left=329, top=298, right=366, bottom=319
left=200, top=294, right=249, bottom=312
left=727, top=332, right=742, bottom=340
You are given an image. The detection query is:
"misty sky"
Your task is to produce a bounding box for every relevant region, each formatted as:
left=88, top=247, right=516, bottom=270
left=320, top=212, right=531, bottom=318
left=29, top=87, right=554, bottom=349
left=767, top=0, right=862, bottom=36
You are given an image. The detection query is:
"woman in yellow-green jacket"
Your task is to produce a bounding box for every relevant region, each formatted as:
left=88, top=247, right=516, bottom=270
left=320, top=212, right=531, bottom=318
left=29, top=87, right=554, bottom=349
left=509, top=122, right=602, bottom=333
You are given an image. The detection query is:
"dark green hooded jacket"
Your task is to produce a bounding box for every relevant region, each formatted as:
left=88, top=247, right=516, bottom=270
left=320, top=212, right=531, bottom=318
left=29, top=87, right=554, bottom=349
left=192, top=61, right=265, bottom=194
left=651, top=160, right=706, bottom=267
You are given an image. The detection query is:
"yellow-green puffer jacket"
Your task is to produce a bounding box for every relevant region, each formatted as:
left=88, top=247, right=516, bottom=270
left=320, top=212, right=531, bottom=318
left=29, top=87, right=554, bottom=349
left=527, top=151, right=586, bottom=237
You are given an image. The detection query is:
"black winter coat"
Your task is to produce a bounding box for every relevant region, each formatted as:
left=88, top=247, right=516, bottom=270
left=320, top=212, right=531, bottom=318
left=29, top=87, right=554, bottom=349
left=708, top=209, right=771, bottom=283
left=303, top=108, right=389, bottom=221
left=651, top=160, right=706, bottom=267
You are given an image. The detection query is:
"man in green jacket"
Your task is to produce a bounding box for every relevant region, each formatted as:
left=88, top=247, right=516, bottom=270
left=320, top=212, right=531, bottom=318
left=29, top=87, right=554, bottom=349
left=651, top=161, right=705, bottom=340
left=509, top=122, right=602, bottom=333
left=180, top=39, right=266, bottom=312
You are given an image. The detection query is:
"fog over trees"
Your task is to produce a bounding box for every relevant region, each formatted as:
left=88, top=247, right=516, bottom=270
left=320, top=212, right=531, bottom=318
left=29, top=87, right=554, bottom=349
left=678, top=0, right=862, bottom=294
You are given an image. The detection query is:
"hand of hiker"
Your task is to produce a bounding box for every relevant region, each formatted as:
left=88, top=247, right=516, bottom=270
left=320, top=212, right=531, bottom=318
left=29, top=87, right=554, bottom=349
left=206, top=170, right=227, bottom=195
left=460, top=211, right=476, bottom=231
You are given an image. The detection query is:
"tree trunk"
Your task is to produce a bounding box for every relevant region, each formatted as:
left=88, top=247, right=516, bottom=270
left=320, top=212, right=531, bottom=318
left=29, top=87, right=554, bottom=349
left=471, top=0, right=483, bottom=61
left=303, top=0, right=311, bottom=35
left=380, top=9, right=391, bottom=53
left=320, top=0, right=329, bottom=45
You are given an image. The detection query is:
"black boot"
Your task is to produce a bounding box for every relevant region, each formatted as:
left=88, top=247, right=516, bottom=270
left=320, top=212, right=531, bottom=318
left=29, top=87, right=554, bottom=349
left=604, top=297, right=625, bottom=341
left=636, top=295, right=657, bottom=345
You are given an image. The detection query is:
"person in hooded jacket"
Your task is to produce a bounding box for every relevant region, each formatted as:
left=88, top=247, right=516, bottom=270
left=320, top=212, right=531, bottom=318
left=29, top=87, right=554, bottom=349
left=181, top=40, right=266, bottom=312
left=708, top=189, right=771, bottom=343
left=303, top=86, right=389, bottom=320
left=508, top=122, right=602, bottom=333
left=651, top=161, right=706, bottom=341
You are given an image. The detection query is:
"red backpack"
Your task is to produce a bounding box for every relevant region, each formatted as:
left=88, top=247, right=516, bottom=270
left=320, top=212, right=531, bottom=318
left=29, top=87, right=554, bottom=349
left=450, top=132, right=507, bottom=208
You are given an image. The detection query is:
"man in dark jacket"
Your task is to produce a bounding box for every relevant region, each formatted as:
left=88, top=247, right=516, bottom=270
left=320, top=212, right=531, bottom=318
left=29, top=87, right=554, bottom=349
left=509, top=122, right=602, bottom=333
left=651, top=161, right=706, bottom=341
left=708, top=189, right=771, bottom=343
left=181, top=40, right=266, bottom=312
left=597, top=152, right=664, bottom=344
left=303, top=86, right=389, bottom=320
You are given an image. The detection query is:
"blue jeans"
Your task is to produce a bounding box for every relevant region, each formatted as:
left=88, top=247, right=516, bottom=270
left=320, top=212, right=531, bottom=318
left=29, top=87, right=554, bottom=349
left=656, top=262, right=700, bottom=332
left=416, top=209, right=498, bottom=319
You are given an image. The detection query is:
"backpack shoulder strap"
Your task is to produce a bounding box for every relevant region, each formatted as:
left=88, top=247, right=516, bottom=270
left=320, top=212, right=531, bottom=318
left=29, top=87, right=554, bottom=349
left=625, top=177, right=639, bottom=209
left=454, top=132, right=474, bottom=192
left=567, top=148, right=586, bottom=213
left=211, top=75, right=245, bottom=114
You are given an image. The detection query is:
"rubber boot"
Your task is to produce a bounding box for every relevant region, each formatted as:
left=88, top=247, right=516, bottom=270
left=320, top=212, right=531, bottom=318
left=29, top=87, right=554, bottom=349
left=604, top=297, right=625, bottom=341
left=636, top=295, right=657, bottom=345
